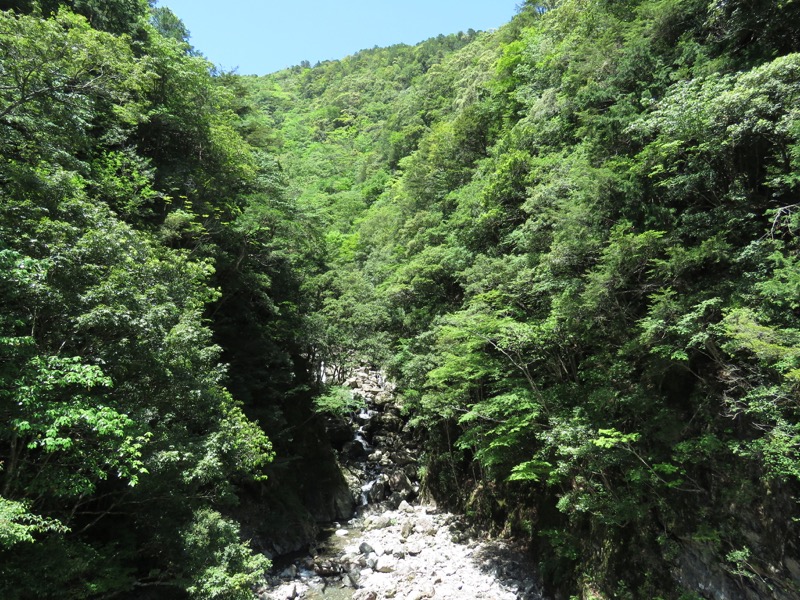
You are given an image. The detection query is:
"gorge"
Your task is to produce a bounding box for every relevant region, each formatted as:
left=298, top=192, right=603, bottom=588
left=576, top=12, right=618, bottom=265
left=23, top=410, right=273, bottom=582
left=260, top=366, right=543, bottom=600
left=1, top=1, right=800, bottom=599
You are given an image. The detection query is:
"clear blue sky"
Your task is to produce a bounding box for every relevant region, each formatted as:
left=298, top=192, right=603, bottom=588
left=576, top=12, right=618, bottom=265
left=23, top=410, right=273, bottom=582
left=158, top=1, right=522, bottom=75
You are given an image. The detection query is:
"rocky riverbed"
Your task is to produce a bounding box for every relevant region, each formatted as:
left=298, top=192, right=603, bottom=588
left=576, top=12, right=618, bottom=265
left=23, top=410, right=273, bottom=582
left=257, top=367, right=545, bottom=600
left=258, top=499, right=543, bottom=600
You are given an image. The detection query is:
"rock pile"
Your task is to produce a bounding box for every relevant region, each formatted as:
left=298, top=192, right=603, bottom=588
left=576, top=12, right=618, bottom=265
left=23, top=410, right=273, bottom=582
left=335, top=367, right=421, bottom=508
left=259, top=501, right=543, bottom=600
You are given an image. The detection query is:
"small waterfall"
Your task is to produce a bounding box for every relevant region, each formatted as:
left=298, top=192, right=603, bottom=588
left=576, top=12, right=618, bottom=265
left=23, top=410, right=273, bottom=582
left=331, top=366, right=419, bottom=512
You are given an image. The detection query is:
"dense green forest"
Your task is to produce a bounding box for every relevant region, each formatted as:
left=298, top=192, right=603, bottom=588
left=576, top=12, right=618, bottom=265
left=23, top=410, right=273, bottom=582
left=0, top=0, right=326, bottom=597
left=2, top=0, right=800, bottom=599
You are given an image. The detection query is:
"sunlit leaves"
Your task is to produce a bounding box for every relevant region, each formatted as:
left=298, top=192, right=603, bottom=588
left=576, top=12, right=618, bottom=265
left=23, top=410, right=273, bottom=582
left=181, top=508, right=271, bottom=600
left=0, top=497, right=68, bottom=547
left=591, top=428, right=641, bottom=449
left=312, top=385, right=366, bottom=418
left=507, top=459, right=553, bottom=482
left=0, top=9, right=151, bottom=162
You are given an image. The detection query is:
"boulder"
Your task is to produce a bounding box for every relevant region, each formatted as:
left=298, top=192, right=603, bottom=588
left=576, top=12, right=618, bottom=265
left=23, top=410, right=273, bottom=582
left=359, top=540, right=384, bottom=556
left=375, top=555, right=396, bottom=573
left=406, top=586, right=435, bottom=600
left=279, top=564, right=297, bottom=579
left=366, top=514, right=393, bottom=530
left=343, top=440, right=368, bottom=460
left=359, top=541, right=375, bottom=555
left=384, top=491, right=404, bottom=510
left=366, top=478, right=389, bottom=503
left=313, top=559, right=342, bottom=577
left=388, top=471, right=415, bottom=498
left=401, top=520, right=415, bottom=539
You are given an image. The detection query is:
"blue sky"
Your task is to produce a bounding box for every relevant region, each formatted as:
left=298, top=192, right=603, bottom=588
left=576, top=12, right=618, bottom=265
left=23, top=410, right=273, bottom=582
left=158, top=1, right=522, bottom=75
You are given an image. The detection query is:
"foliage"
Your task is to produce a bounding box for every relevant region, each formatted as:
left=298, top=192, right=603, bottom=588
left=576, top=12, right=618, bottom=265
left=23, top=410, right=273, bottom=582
left=182, top=509, right=270, bottom=600
left=5, top=0, right=800, bottom=597
left=264, top=1, right=800, bottom=597
left=0, top=3, right=298, bottom=597
left=312, top=386, right=366, bottom=418
left=0, top=496, right=68, bottom=547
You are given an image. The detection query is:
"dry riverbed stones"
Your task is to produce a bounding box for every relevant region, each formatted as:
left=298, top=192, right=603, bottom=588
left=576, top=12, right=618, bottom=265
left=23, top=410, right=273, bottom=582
left=259, top=502, right=543, bottom=600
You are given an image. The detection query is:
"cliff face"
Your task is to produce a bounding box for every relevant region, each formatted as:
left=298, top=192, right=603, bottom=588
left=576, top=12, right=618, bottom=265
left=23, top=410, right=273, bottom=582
left=236, top=389, right=356, bottom=557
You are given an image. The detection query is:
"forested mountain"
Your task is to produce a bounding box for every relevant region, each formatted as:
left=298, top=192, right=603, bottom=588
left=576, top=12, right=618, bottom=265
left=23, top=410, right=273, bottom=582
left=256, top=0, right=800, bottom=598
left=2, top=0, right=800, bottom=599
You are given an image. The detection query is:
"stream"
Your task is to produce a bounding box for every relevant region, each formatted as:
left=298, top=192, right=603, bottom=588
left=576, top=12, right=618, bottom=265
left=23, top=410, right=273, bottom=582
left=257, top=368, right=545, bottom=600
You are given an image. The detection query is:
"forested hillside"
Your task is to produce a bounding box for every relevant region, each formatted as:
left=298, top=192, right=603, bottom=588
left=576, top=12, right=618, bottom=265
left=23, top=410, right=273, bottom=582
left=0, top=1, right=329, bottom=597
left=256, top=0, right=800, bottom=598
left=2, top=0, right=800, bottom=599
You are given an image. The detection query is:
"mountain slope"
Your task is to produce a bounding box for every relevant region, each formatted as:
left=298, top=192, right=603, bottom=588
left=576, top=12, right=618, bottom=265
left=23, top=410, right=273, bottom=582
left=258, top=1, right=800, bottom=597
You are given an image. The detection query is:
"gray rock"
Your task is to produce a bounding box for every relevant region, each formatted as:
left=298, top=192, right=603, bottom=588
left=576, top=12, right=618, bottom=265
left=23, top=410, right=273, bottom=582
left=375, top=555, right=396, bottom=573
left=786, top=557, right=800, bottom=580
left=279, top=564, right=297, bottom=579
left=406, top=586, right=435, bottom=600
left=366, top=514, right=392, bottom=529
left=359, top=541, right=375, bottom=555
left=384, top=491, right=404, bottom=510
left=314, top=559, right=342, bottom=576
left=364, top=540, right=384, bottom=556
left=388, top=471, right=415, bottom=498
left=416, top=516, right=438, bottom=536
left=401, top=520, right=415, bottom=539
left=379, top=413, right=403, bottom=432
